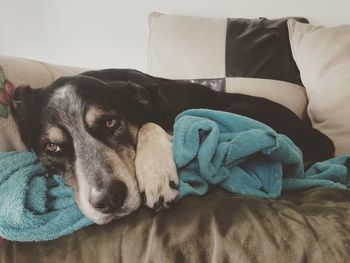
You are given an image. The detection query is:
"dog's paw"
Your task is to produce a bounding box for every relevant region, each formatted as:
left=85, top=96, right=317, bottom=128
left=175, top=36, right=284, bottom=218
left=135, top=123, right=179, bottom=211
left=138, top=165, right=178, bottom=211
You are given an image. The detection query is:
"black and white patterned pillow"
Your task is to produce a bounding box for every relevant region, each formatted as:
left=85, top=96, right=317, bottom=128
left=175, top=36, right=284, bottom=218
left=147, top=12, right=308, bottom=118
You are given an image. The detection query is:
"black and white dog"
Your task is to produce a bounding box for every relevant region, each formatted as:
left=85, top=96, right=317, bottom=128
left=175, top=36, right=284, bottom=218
left=10, top=69, right=334, bottom=224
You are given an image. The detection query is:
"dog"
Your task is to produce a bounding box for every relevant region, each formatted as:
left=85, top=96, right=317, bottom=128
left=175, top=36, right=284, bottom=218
left=10, top=69, right=335, bottom=224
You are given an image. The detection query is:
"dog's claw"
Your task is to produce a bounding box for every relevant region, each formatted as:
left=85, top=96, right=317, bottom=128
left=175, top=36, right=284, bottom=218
left=165, top=200, right=176, bottom=207
left=158, top=196, right=164, bottom=207
left=152, top=196, right=166, bottom=212
left=153, top=202, right=161, bottom=212
left=140, top=192, right=146, bottom=205
left=169, top=180, right=178, bottom=189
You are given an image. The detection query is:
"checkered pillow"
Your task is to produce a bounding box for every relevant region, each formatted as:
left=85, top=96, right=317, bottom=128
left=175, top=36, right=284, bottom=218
left=147, top=13, right=308, bottom=118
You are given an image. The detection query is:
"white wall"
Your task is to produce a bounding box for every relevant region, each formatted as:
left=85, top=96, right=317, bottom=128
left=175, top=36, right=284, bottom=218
left=1, top=0, right=349, bottom=71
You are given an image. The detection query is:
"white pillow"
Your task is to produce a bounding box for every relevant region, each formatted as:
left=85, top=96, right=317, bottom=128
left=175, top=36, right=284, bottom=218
left=148, top=12, right=227, bottom=79
left=288, top=19, right=350, bottom=155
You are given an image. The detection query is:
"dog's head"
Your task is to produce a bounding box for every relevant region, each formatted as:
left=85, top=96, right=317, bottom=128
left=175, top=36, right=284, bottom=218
left=11, top=75, right=151, bottom=224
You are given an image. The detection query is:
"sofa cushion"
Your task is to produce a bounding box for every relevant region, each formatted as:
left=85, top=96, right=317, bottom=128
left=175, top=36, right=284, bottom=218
left=0, top=55, right=85, bottom=88
left=288, top=19, right=350, bottom=155
left=147, top=13, right=309, bottom=118
left=2, top=188, right=350, bottom=262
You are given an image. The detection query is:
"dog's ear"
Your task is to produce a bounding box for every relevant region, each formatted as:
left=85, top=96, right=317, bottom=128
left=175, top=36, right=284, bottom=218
left=109, top=81, right=151, bottom=108
left=123, top=82, right=150, bottom=108
left=10, top=85, right=42, bottom=148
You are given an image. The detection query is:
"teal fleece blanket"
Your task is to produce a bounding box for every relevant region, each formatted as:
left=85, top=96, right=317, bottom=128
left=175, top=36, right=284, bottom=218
left=0, top=152, right=92, bottom=241
left=0, top=109, right=349, bottom=242
left=174, top=109, right=350, bottom=199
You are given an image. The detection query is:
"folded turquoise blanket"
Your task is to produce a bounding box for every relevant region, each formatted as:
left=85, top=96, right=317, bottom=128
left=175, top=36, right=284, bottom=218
left=174, top=109, right=350, bottom=199
left=0, top=109, right=349, bottom=242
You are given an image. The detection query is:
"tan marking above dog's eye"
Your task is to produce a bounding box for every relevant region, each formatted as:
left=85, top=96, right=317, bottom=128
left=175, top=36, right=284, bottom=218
left=86, top=106, right=105, bottom=128
left=105, top=119, right=116, bottom=128
left=46, top=143, right=61, bottom=153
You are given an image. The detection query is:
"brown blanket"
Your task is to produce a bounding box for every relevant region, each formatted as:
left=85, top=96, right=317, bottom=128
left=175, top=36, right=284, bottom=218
left=1, top=187, right=350, bottom=263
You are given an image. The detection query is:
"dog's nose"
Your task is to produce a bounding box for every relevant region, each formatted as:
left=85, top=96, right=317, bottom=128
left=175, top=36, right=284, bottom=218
left=89, top=180, right=127, bottom=214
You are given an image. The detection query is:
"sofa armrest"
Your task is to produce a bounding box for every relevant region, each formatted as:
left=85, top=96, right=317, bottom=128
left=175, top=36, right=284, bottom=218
left=0, top=55, right=87, bottom=88
left=0, top=55, right=88, bottom=152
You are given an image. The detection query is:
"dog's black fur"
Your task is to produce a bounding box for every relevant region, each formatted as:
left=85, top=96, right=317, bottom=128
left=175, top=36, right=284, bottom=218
left=10, top=69, right=335, bottom=223
left=84, top=69, right=335, bottom=162
left=13, top=68, right=334, bottom=166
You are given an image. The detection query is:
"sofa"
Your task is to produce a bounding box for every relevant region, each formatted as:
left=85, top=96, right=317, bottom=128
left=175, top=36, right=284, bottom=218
left=1, top=14, right=350, bottom=262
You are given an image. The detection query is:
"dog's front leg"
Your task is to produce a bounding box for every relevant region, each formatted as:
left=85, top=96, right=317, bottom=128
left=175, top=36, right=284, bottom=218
left=135, top=123, right=179, bottom=211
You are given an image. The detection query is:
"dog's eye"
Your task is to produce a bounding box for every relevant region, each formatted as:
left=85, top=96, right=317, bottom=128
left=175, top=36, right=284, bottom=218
left=105, top=119, right=116, bottom=128
left=46, top=143, right=61, bottom=153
